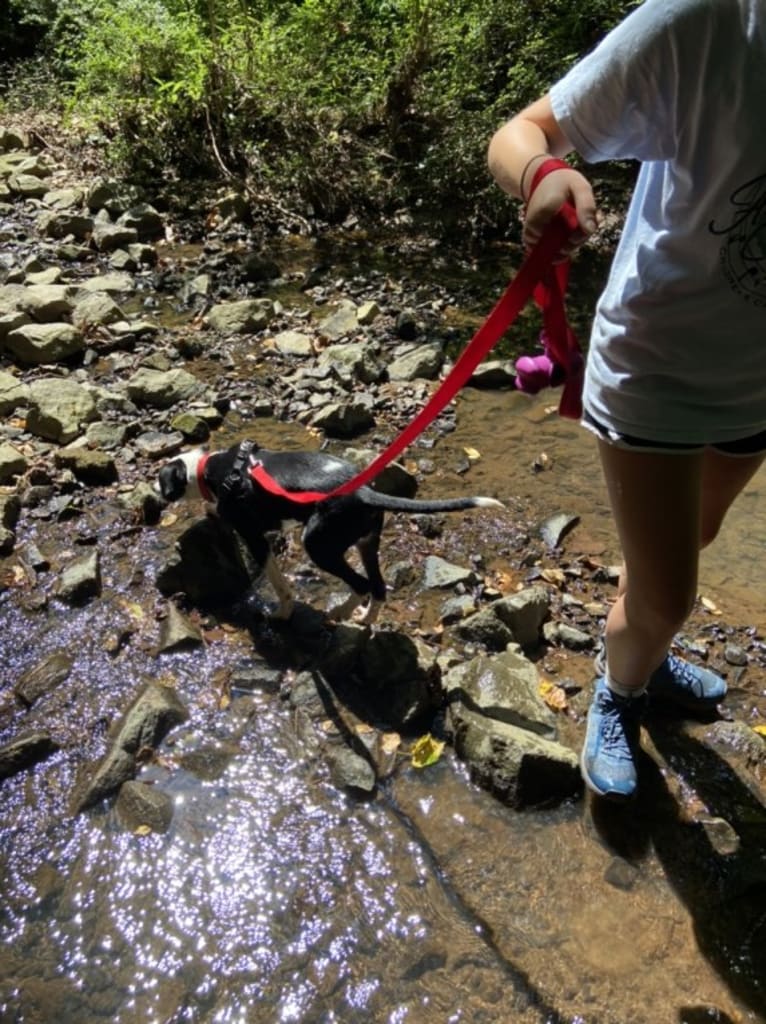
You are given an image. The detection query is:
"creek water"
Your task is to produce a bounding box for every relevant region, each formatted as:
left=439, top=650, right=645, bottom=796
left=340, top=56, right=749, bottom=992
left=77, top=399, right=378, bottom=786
left=1, top=233, right=765, bottom=1024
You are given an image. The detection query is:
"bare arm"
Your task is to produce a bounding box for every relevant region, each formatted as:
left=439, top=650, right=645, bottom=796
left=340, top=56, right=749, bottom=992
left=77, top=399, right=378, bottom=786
left=488, top=95, right=598, bottom=250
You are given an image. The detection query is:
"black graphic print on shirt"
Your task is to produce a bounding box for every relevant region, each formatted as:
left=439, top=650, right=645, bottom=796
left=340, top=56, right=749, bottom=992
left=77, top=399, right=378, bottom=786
left=709, top=172, right=766, bottom=307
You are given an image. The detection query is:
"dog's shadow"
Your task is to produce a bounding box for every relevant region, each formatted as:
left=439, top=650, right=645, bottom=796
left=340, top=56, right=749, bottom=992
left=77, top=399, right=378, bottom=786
left=588, top=717, right=766, bottom=1020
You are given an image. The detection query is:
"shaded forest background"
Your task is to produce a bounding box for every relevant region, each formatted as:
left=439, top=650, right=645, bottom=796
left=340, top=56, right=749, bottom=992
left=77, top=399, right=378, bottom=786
left=0, top=0, right=636, bottom=236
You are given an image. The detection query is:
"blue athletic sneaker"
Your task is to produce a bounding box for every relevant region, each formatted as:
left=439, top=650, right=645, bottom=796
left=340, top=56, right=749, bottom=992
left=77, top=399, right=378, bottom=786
left=581, top=676, right=647, bottom=800
left=648, top=654, right=727, bottom=710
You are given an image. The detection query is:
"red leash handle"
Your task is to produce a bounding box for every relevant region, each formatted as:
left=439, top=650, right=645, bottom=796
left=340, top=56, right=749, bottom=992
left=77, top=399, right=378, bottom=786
left=249, top=197, right=581, bottom=504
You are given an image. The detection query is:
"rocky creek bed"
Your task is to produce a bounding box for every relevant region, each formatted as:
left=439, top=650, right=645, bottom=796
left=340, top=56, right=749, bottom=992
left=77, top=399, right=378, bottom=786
left=1, top=122, right=766, bottom=1024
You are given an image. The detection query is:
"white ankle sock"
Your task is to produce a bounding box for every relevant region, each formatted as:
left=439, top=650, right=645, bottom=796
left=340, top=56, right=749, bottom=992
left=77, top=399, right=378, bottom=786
left=606, top=673, right=647, bottom=699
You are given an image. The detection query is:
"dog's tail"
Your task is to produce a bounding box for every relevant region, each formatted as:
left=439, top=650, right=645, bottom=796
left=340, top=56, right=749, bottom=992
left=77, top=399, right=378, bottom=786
left=360, top=490, right=504, bottom=513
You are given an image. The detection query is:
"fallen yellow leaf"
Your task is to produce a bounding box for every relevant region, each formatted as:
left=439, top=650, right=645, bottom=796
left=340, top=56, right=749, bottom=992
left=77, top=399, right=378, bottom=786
left=700, top=596, right=721, bottom=614
left=463, top=446, right=481, bottom=462
left=411, top=733, right=445, bottom=768
left=160, top=511, right=178, bottom=528
left=539, top=680, right=568, bottom=711
left=133, top=824, right=152, bottom=836
left=753, top=725, right=766, bottom=738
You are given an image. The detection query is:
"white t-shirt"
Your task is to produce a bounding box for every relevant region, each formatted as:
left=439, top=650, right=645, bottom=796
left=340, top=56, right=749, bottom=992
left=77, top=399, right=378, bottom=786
left=550, top=0, right=766, bottom=443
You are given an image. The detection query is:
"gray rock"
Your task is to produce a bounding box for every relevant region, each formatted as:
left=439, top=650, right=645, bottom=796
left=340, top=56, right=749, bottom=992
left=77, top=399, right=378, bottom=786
left=24, top=267, right=63, bottom=286
left=449, top=705, right=581, bottom=809
left=53, top=447, right=118, bottom=485
left=72, top=291, right=124, bottom=328
left=327, top=746, right=376, bottom=793
left=310, top=401, right=375, bottom=438
left=544, top=621, right=594, bottom=651
left=117, top=203, right=164, bottom=241
left=0, top=492, right=20, bottom=552
left=8, top=173, right=48, bottom=198
left=42, top=187, right=84, bottom=211
left=492, top=586, right=551, bottom=647
left=387, top=343, right=444, bottom=382
left=27, top=377, right=97, bottom=442
left=74, top=682, right=188, bottom=811
left=317, top=300, right=359, bottom=341
left=156, top=602, right=204, bottom=653
left=19, top=284, right=75, bottom=322
left=37, top=211, right=94, bottom=240
left=273, top=330, right=314, bottom=357
left=57, top=549, right=101, bottom=604
left=155, top=517, right=253, bottom=604
left=444, top=647, right=557, bottom=738
left=126, top=367, right=205, bottom=409
left=77, top=271, right=135, bottom=294
left=90, top=220, right=139, bottom=251
left=115, top=780, right=173, bottom=833
left=5, top=322, right=84, bottom=365
left=451, top=606, right=515, bottom=651
left=206, top=298, right=273, bottom=334
left=169, top=411, right=210, bottom=443
left=0, top=442, right=27, bottom=483
left=468, top=360, right=516, bottom=389
left=133, top=430, right=185, bottom=459
left=14, top=651, right=74, bottom=707
left=422, top=555, right=479, bottom=590
left=320, top=341, right=385, bottom=384
left=357, top=300, right=380, bottom=325
left=118, top=482, right=165, bottom=525
left=0, top=732, right=59, bottom=780
left=0, top=369, right=30, bottom=413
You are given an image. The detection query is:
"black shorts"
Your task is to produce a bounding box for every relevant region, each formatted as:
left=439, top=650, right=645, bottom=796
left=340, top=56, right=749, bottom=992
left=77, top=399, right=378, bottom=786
left=582, top=411, right=766, bottom=456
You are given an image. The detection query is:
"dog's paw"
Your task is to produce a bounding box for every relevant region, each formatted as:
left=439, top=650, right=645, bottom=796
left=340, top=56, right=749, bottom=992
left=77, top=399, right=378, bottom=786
left=353, top=598, right=382, bottom=626
left=327, top=593, right=364, bottom=622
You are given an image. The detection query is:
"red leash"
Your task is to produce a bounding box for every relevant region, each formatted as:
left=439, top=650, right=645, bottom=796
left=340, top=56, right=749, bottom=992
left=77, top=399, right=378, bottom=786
left=251, top=183, right=582, bottom=504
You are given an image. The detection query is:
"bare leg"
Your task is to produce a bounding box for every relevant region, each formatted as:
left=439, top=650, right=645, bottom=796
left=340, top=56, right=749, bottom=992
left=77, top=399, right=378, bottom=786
left=601, top=442, right=764, bottom=691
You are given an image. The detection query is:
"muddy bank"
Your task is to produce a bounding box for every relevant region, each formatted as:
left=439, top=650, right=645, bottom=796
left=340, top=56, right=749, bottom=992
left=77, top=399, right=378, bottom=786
left=1, top=122, right=765, bottom=1024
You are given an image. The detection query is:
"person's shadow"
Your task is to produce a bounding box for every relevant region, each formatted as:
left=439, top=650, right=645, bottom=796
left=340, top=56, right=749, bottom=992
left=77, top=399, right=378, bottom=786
left=587, top=714, right=766, bottom=1022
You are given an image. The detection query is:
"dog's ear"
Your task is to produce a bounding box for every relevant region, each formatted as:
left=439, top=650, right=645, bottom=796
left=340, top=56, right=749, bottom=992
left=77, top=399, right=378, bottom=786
left=157, top=459, right=189, bottom=502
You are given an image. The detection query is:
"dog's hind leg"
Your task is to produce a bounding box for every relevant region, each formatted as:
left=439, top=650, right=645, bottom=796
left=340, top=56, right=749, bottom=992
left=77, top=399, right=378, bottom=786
left=303, top=519, right=380, bottom=622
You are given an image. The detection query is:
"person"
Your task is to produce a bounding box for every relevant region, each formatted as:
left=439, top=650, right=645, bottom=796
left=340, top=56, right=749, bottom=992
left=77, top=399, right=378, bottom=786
left=487, top=0, right=766, bottom=800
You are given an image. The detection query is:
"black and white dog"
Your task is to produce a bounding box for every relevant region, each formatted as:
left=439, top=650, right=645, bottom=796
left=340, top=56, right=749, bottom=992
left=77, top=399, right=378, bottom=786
left=157, top=440, right=503, bottom=623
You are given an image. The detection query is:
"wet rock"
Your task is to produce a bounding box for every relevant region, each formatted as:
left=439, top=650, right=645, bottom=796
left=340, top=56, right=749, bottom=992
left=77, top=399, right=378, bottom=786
left=440, top=593, right=478, bottom=624
left=387, top=343, right=444, bottom=382
left=604, top=858, right=639, bottom=891
left=723, top=643, right=748, bottom=667
left=492, top=586, right=550, bottom=647
left=115, top=779, right=173, bottom=833
left=444, top=647, right=557, bottom=738
left=57, top=549, right=101, bottom=604
left=6, top=322, right=84, bottom=365
left=311, top=401, right=375, bottom=438
left=54, top=447, right=118, bottom=485
left=230, top=662, right=282, bottom=695
left=703, top=720, right=766, bottom=767
left=0, top=442, right=27, bottom=482
left=449, top=705, right=581, bottom=809
left=357, top=632, right=441, bottom=728
left=156, top=602, right=203, bottom=653
left=14, top=651, right=74, bottom=707
left=320, top=342, right=385, bottom=384
left=540, top=511, right=580, bottom=549
left=699, top=817, right=740, bottom=857
left=126, top=367, right=205, bottom=409
left=317, top=622, right=370, bottom=677
left=455, top=586, right=549, bottom=651
left=73, top=682, right=188, bottom=812
left=0, top=732, right=59, bottom=780
left=0, top=369, right=30, bottom=413
left=206, top=298, right=273, bottom=334
left=26, top=377, right=97, bottom=442
left=327, top=746, right=376, bottom=794
left=422, top=555, right=479, bottom=590
left=155, top=516, right=252, bottom=604
left=0, top=492, right=21, bottom=552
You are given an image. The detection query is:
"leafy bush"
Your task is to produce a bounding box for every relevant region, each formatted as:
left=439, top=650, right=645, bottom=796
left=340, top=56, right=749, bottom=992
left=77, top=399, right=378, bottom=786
left=2, top=0, right=637, bottom=232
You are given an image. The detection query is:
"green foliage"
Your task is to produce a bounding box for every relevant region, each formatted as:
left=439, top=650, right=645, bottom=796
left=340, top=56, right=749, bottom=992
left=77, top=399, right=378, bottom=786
left=3, top=0, right=637, bottom=232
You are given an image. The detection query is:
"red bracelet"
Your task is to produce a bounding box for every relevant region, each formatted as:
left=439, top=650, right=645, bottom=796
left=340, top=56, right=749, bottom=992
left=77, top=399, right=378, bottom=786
left=526, top=158, right=571, bottom=201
